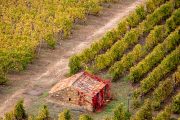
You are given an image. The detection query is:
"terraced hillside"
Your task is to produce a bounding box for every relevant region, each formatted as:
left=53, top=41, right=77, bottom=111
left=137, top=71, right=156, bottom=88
left=69, top=0, right=180, bottom=119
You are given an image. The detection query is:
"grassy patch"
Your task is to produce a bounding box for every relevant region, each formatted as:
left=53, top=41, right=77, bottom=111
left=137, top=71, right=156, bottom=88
left=89, top=80, right=133, bottom=120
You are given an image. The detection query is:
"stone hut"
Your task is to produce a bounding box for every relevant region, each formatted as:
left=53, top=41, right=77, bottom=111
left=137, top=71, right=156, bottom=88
left=49, top=71, right=111, bottom=111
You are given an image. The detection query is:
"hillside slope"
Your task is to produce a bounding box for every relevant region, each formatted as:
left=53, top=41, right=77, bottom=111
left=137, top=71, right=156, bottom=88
left=0, top=0, right=142, bottom=117
left=69, top=0, right=180, bottom=119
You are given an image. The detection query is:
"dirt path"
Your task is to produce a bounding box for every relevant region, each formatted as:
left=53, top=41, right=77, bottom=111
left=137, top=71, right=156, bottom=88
left=0, top=0, right=142, bottom=117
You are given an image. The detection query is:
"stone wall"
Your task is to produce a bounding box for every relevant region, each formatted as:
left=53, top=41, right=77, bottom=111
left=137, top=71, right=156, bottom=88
left=50, top=87, right=79, bottom=105
left=50, top=87, right=95, bottom=111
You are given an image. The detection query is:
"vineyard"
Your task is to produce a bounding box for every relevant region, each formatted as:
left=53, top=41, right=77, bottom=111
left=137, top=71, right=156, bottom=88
left=0, top=0, right=117, bottom=84
left=0, top=0, right=180, bottom=119
left=69, top=0, right=180, bottom=119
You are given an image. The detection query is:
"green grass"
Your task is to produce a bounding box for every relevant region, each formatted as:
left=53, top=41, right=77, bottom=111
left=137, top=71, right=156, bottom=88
left=89, top=80, right=133, bottom=120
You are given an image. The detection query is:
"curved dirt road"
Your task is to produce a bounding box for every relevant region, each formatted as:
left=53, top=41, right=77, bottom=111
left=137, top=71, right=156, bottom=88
left=0, top=0, right=142, bottom=117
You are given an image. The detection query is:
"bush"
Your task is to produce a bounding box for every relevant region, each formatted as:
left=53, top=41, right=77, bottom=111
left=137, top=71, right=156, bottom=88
left=129, top=27, right=180, bottom=83
left=45, top=34, right=56, bottom=49
left=132, top=99, right=152, bottom=120
left=172, top=93, right=180, bottom=114
left=0, top=69, right=7, bottom=85
left=117, top=20, right=128, bottom=35
left=58, top=109, right=71, bottom=120
left=153, top=105, right=171, bottom=120
left=172, top=66, right=180, bottom=85
left=94, top=1, right=174, bottom=72
left=145, top=0, right=157, bottom=13
left=109, top=44, right=144, bottom=81
left=113, top=103, right=130, bottom=120
left=54, top=14, right=73, bottom=39
left=79, top=114, right=93, bottom=120
left=132, top=98, right=141, bottom=109
left=36, top=105, right=49, bottom=120
left=82, top=0, right=102, bottom=15
left=140, top=45, right=180, bottom=94
left=151, top=79, right=174, bottom=110
left=144, top=25, right=165, bottom=50
left=2, top=0, right=116, bottom=80
left=68, top=0, right=168, bottom=74
left=109, top=21, right=176, bottom=81
left=104, top=117, right=111, bottom=120
left=14, top=100, right=27, bottom=120
left=28, top=116, right=36, bottom=120
left=132, top=89, right=142, bottom=109
left=127, top=5, right=146, bottom=27
left=165, top=8, right=180, bottom=34
left=94, top=28, right=140, bottom=71
left=4, top=111, right=15, bottom=120
left=69, top=55, right=83, bottom=74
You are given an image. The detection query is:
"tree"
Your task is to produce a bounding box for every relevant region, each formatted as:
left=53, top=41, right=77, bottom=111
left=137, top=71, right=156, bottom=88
left=58, top=109, right=71, bottom=120
left=14, top=100, right=27, bottom=120
left=36, top=105, right=49, bottom=120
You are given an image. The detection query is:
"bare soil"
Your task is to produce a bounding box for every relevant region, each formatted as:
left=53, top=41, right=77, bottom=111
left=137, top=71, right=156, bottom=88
left=0, top=0, right=143, bottom=119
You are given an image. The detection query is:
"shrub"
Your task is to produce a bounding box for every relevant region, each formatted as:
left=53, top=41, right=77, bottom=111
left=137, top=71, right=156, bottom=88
left=94, top=28, right=140, bottom=71
left=140, top=45, right=180, bottom=94
left=109, top=22, right=176, bottom=81
left=165, top=8, right=180, bottom=34
left=69, top=55, right=82, bottom=74
left=113, top=103, right=130, bottom=120
left=151, top=79, right=174, bottom=110
left=132, top=89, right=142, bottom=109
left=36, top=105, right=49, bottom=120
left=54, top=14, right=73, bottom=39
left=28, top=116, right=36, bottom=120
left=117, top=20, right=128, bottom=35
left=172, top=93, right=180, bottom=114
left=45, top=34, right=56, bottom=49
left=82, top=0, right=102, bottom=15
left=0, top=70, right=7, bottom=85
left=132, top=98, right=141, bottom=109
left=104, top=117, right=111, bottom=120
left=145, top=0, right=157, bottom=13
left=127, top=5, right=146, bottom=27
left=14, top=100, right=27, bottom=120
left=144, top=25, right=165, bottom=50
left=4, top=111, right=15, bottom=120
left=68, top=0, right=168, bottom=74
left=79, top=114, right=93, bottom=120
left=153, top=105, right=172, bottom=120
left=94, top=1, right=174, bottom=71
left=2, top=0, right=116, bottom=80
left=58, top=109, right=71, bottom=120
left=109, top=44, right=144, bottom=81
left=174, top=0, right=180, bottom=8
left=129, top=27, right=180, bottom=83
left=132, top=99, right=152, bottom=120
left=172, top=66, right=180, bottom=85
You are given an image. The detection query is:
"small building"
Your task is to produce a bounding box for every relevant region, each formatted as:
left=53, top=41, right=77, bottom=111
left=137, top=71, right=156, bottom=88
left=49, top=71, right=111, bottom=111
